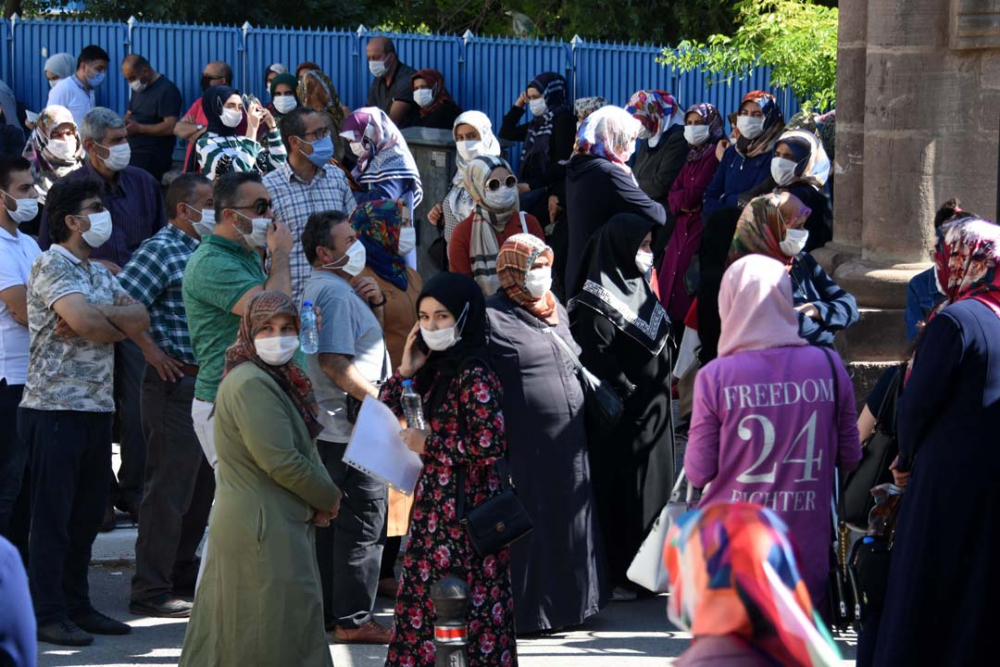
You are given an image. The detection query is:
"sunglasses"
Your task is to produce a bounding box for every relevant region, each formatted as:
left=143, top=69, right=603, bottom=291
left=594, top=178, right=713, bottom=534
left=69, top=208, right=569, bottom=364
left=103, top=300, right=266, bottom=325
left=231, top=200, right=272, bottom=215
left=486, top=175, right=517, bottom=191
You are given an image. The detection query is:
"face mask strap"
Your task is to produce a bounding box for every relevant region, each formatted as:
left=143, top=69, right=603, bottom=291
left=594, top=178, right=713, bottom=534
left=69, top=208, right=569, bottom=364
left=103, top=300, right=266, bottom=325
left=453, top=302, right=470, bottom=342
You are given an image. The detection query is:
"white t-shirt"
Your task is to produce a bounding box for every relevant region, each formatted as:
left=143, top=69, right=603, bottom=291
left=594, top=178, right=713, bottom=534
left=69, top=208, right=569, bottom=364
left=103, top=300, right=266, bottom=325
left=47, top=75, right=95, bottom=126
left=0, top=226, right=41, bottom=385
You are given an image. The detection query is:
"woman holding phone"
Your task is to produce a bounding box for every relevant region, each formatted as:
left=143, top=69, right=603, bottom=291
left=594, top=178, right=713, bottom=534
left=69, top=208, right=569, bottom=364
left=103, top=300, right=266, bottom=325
left=196, top=86, right=287, bottom=181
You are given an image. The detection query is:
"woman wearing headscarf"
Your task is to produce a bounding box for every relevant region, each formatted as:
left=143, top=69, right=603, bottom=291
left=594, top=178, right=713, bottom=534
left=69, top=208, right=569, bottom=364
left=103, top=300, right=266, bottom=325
left=873, top=218, right=1000, bottom=667
left=728, top=192, right=858, bottom=348
left=665, top=503, right=843, bottom=666
left=657, top=103, right=725, bottom=324
left=769, top=129, right=832, bottom=250
left=299, top=70, right=351, bottom=162
left=340, top=107, right=423, bottom=214
left=564, top=106, right=667, bottom=295
left=685, top=255, right=861, bottom=609
left=573, top=96, right=609, bottom=127
left=180, top=291, right=340, bottom=667
left=196, top=85, right=286, bottom=181
left=702, top=90, right=784, bottom=220
left=379, top=272, right=518, bottom=667
left=263, top=62, right=287, bottom=93
left=568, top=213, right=674, bottom=598
left=266, top=72, right=298, bottom=125
left=349, top=199, right=424, bottom=594
left=499, top=72, right=576, bottom=223
left=22, top=104, right=85, bottom=204
left=43, top=53, right=76, bottom=89
left=626, top=90, right=688, bottom=205
left=410, top=69, right=462, bottom=130
left=448, top=155, right=545, bottom=295
left=485, top=234, right=607, bottom=632
left=427, top=111, right=502, bottom=243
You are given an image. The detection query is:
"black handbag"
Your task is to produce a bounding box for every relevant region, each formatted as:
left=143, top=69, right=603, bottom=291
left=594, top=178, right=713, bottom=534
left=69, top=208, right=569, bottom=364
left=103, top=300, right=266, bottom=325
left=841, top=365, right=904, bottom=527
left=456, top=464, right=533, bottom=557
left=548, top=329, right=624, bottom=437
left=428, top=223, right=449, bottom=272
left=847, top=491, right=901, bottom=628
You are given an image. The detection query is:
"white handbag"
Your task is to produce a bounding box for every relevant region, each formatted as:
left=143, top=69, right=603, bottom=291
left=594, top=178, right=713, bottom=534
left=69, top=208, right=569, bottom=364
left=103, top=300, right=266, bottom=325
left=626, top=469, right=694, bottom=593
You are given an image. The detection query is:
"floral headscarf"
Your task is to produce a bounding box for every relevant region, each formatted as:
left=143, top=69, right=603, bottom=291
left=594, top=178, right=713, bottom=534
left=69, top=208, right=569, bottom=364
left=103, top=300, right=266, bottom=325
left=298, top=70, right=347, bottom=160
left=932, top=218, right=1000, bottom=321
left=22, top=104, right=84, bottom=200
left=340, top=107, right=423, bottom=207
left=736, top=90, right=785, bottom=159
left=574, top=96, right=609, bottom=124
left=221, top=291, right=323, bottom=439
left=728, top=192, right=812, bottom=265
left=573, top=105, right=642, bottom=169
left=497, top=233, right=558, bottom=324
left=410, top=68, right=455, bottom=118
left=774, top=129, right=831, bottom=190
left=665, top=503, right=842, bottom=667
left=350, top=198, right=409, bottom=291
left=626, top=90, right=684, bottom=148
left=684, top=102, right=725, bottom=162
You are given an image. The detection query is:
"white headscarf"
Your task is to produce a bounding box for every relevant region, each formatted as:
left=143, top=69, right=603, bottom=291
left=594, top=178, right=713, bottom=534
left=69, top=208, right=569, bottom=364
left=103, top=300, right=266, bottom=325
left=447, top=110, right=501, bottom=225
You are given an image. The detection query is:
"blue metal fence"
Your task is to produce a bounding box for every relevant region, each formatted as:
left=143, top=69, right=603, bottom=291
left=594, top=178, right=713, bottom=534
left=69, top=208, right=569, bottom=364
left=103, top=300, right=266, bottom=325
left=0, top=17, right=799, bottom=146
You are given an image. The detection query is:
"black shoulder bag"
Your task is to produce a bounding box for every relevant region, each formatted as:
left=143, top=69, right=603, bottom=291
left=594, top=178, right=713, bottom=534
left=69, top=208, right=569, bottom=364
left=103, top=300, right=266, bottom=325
left=548, top=328, right=624, bottom=439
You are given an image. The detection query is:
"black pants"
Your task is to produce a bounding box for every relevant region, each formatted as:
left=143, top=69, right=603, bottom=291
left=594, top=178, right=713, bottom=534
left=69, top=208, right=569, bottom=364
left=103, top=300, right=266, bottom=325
left=19, top=408, right=111, bottom=625
left=0, top=381, right=29, bottom=564
left=131, top=369, right=215, bottom=602
left=110, top=339, right=147, bottom=509
left=315, top=439, right=387, bottom=629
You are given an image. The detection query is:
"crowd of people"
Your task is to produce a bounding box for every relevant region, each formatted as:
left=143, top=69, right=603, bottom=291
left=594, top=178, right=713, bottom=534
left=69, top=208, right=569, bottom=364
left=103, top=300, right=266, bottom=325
left=0, top=35, right=995, bottom=667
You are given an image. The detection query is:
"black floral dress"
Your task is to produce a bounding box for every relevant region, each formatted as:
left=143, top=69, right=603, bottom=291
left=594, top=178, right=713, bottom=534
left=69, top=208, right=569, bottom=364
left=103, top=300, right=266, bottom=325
left=380, top=363, right=518, bottom=667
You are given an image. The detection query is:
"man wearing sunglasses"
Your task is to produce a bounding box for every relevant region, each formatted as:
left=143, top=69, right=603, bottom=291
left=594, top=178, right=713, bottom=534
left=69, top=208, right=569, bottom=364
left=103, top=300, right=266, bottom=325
left=182, top=172, right=292, bottom=468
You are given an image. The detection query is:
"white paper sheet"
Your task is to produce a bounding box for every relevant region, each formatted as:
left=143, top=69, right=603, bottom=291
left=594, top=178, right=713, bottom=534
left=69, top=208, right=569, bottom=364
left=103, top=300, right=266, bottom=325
left=343, top=396, right=424, bottom=495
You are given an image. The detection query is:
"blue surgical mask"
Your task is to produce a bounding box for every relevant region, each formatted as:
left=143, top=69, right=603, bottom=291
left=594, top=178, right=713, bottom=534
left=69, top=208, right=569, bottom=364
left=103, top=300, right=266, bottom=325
left=303, top=135, right=334, bottom=168
left=87, top=70, right=106, bottom=88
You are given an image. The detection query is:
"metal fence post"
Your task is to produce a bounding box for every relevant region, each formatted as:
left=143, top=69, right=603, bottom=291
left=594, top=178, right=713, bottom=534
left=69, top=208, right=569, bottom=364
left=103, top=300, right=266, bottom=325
left=241, top=21, right=252, bottom=95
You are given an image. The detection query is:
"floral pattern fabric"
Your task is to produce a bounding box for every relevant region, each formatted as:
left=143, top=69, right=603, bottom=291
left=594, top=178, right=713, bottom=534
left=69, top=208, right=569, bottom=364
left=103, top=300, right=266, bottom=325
left=379, top=364, right=518, bottom=667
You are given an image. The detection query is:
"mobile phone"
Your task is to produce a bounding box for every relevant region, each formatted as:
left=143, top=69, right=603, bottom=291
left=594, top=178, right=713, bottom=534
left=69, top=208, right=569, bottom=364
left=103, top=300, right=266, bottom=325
left=415, top=330, right=430, bottom=356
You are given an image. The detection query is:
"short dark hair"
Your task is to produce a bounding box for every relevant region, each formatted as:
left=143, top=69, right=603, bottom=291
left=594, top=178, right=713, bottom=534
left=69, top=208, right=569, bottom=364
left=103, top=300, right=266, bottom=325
left=166, top=174, right=211, bottom=220
left=382, top=37, right=396, bottom=55
left=123, top=54, right=151, bottom=70
left=77, top=45, right=110, bottom=69
left=213, top=171, right=262, bottom=220
left=278, top=107, right=321, bottom=152
left=46, top=179, right=102, bottom=245
left=0, top=155, right=32, bottom=191
left=934, top=198, right=978, bottom=229
left=303, top=210, right=348, bottom=265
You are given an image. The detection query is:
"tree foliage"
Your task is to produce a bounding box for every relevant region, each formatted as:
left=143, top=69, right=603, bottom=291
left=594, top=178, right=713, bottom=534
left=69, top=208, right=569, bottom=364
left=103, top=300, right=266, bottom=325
left=658, top=0, right=838, bottom=111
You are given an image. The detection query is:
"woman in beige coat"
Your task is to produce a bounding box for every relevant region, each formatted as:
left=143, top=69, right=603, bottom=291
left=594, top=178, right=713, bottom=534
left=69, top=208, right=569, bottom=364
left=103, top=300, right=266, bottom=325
left=180, top=291, right=341, bottom=667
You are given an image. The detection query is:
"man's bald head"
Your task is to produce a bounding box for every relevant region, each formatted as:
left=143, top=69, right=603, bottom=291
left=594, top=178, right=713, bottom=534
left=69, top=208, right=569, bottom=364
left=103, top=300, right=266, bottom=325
left=202, top=61, right=233, bottom=85
left=366, top=36, right=396, bottom=61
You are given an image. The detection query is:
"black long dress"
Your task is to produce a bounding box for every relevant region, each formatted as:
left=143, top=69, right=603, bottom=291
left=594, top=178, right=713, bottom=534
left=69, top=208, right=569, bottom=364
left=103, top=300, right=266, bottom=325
left=872, top=299, right=1000, bottom=666
left=485, top=291, right=607, bottom=632
left=568, top=214, right=675, bottom=587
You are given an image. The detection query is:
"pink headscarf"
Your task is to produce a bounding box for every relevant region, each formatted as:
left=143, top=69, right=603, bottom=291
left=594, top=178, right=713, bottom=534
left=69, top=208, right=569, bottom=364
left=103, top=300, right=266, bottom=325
left=717, top=255, right=807, bottom=357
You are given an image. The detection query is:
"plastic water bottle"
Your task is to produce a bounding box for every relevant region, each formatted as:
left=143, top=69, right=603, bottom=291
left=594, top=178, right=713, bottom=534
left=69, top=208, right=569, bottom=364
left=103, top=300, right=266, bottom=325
left=299, top=301, right=319, bottom=354
left=401, top=380, right=426, bottom=430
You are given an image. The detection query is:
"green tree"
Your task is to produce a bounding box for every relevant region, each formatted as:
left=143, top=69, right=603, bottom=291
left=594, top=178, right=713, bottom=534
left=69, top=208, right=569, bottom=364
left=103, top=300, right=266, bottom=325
left=659, top=0, right=838, bottom=111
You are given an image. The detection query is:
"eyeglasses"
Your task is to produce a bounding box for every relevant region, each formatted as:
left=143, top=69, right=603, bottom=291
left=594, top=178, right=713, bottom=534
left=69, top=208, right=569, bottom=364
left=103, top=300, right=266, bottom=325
left=486, top=175, right=517, bottom=191
left=302, top=127, right=331, bottom=140
left=78, top=202, right=107, bottom=214
left=231, top=200, right=272, bottom=215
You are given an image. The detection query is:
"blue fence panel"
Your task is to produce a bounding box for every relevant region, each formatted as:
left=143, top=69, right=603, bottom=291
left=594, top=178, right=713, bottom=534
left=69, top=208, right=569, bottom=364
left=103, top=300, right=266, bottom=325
left=245, top=26, right=358, bottom=107
left=11, top=19, right=128, bottom=114
left=131, top=21, right=243, bottom=119
left=574, top=41, right=675, bottom=109
left=0, top=19, right=10, bottom=85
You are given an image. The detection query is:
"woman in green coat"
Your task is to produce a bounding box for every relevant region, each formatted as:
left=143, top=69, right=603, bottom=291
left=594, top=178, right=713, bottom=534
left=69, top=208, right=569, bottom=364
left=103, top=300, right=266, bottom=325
left=180, top=291, right=341, bottom=667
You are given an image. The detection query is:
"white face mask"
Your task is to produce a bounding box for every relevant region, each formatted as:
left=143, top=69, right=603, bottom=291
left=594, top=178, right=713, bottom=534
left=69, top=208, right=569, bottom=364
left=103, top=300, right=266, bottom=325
left=525, top=266, right=552, bottom=299
left=736, top=115, right=765, bottom=140
left=99, top=143, right=131, bottom=172
left=48, top=79, right=59, bottom=89
left=528, top=97, right=547, bottom=117
left=233, top=212, right=269, bottom=248
left=456, top=140, right=484, bottom=162
left=3, top=193, right=39, bottom=223
left=421, top=324, right=460, bottom=352
left=780, top=228, right=810, bottom=257
left=48, top=137, right=78, bottom=162
left=324, top=240, right=367, bottom=277
left=369, top=59, right=387, bottom=78
left=413, top=88, right=434, bottom=108
left=637, top=125, right=651, bottom=140
left=254, top=335, right=299, bottom=366
left=129, top=79, right=148, bottom=94
left=272, top=96, right=297, bottom=114
left=635, top=250, right=654, bottom=277
left=349, top=141, right=366, bottom=158
left=483, top=186, right=518, bottom=212
left=770, top=157, right=798, bottom=187
left=684, top=125, right=710, bottom=146
left=188, top=205, right=216, bottom=238
left=80, top=210, right=113, bottom=248
left=220, top=107, right=243, bottom=128
left=397, top=227, right=417, bottom=255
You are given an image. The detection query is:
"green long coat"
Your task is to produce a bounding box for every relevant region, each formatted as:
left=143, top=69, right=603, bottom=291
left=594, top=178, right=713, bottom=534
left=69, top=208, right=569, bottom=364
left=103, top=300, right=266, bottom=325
left=180, top=363, right=341, bottom=667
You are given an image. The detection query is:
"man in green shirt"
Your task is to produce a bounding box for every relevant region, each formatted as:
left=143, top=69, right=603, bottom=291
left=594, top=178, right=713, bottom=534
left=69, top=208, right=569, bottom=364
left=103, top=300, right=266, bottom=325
left=182, top=172, right=292, bottom=467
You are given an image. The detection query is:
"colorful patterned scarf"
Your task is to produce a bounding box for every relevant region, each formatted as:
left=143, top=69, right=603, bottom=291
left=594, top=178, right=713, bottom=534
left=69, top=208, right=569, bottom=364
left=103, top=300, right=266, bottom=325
left=665, top=503, right=842, bottom=667
left=221, top=291, right=323, bottom=439
left=735, top=90, right=785, bottom=159
left=625, top=89, right=684, bottom=148
left=574, top=96, right=609, bottom=124
left=410, top=68, right=455, bottom=118
left=728, top=192, right=812, bottom=265
left=350, top=198, right=409, bottom=291
left=522, top=72, right=572, bottom=164
left=497, top=233, right=558, bottom=324
left=684, top=102, right=725, bottom=162
left=933, top=218, right=1000, bottom=320
left=573, top=105, right=642, bottom=170
left=340, top=107, right=423, bottom=207
left=463, top=155, right=521, bottom=296
left=22, top=104, right=84, bottom=199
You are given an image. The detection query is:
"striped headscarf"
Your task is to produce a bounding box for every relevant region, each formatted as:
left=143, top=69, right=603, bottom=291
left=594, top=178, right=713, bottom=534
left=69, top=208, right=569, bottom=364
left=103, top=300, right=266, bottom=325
left=728, top=192, right=812, bottom=265
left=684, top=102, right=725, bottom=162
left=736, top=90, right=785, bottom=159
left=626, top=90, right=684, bottom=148
left=340, top=107, right=423, bottom=207
left=222, top=291, right=323, bottom=439
left=464, top=155, right=520, bottom=295
left=350, top=198, right=409, bottom=291
left=573, top=105, right=642, bottom=169
left=665, top=503, right=842, bottom=667
left=497, top=233, right=558, bottom=324
left=522, top=72, right=572, bottom=164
